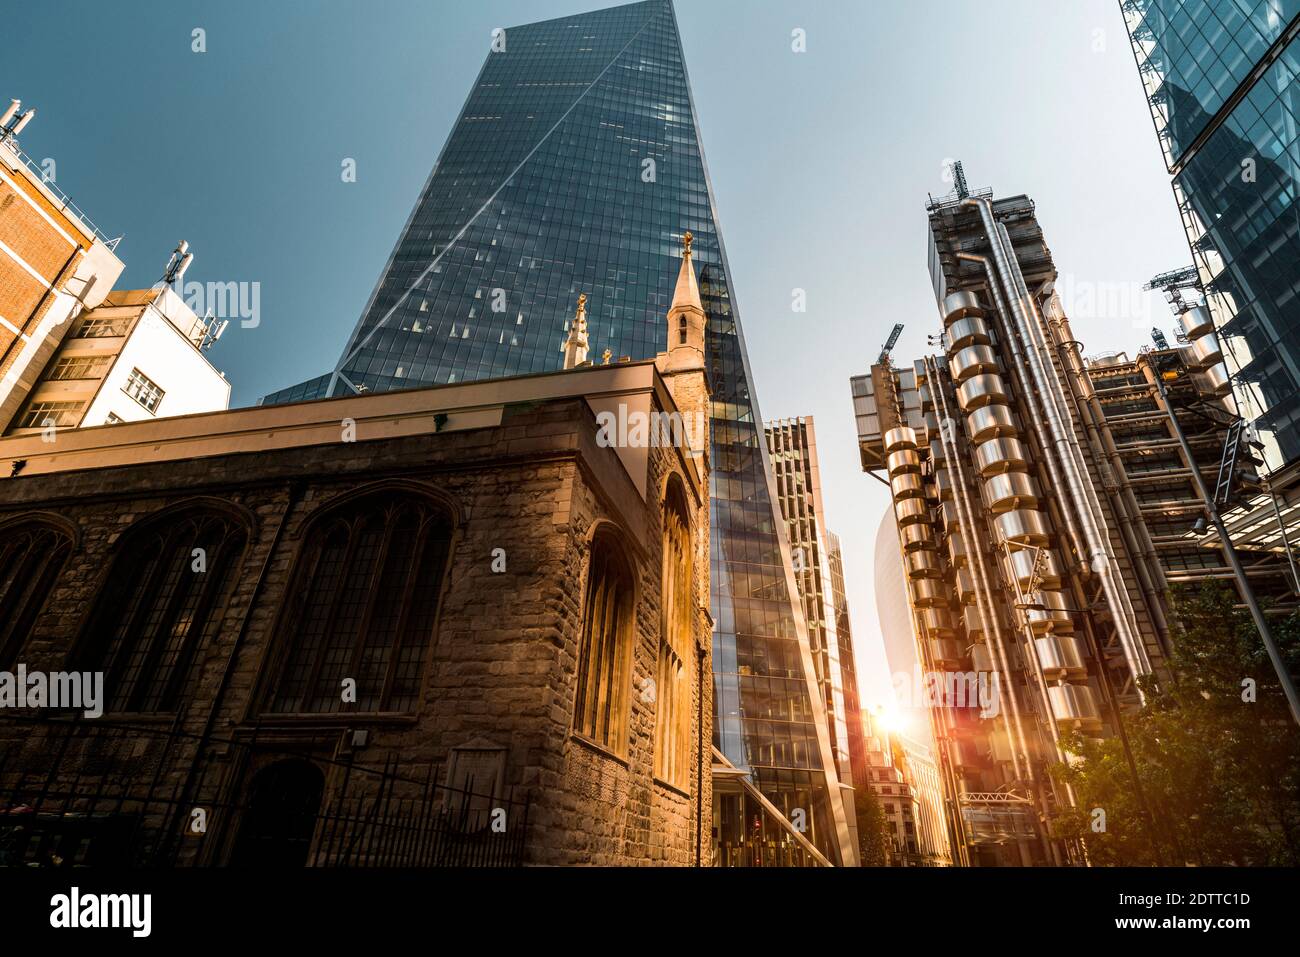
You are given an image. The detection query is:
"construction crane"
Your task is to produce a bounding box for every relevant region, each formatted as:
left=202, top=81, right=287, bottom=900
left=878, top=323, right=904, bottom=365
left=949, top=160, right=970, bottom=200
left=1144, top=265, right=1202, bottom=317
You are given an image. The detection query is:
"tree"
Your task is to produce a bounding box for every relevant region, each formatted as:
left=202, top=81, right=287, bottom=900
left=855, top=781, right=892, bottom=866
left=1050, top=581, right=1300, bottom=865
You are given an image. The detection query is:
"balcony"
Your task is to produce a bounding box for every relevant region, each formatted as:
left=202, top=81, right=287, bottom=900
left=1024, top=590, right=1074, bottom=634
left=993, top=508, right=1050, bottom=547
left=920, top=607, right=956, bottom=638
left=1048, top=682, right=1102, bottom=731
left=1006, top=547, right=1061, bottom=590
left=907, top=549, right=943, bottom=579
left=1177, top=305, right=1213, bottom=340
left=1033, top=634, right=1087, bottom=678
left=956, top=373, right=1008, bottom=411
left=949, top=345, right=1000, bottom=384
left=973, top=437, right=1028, bottom=476
left=1188, top=333, right=1222, bottom=369
left=890, top=472, right=925, bottom=499
left=900, top=523, right=937, bottom=551
left=883, top=426, right=919, bottom=453
left=930, top=638, right=968, bottom=668
left=911, top=577, right=948, bottom=608
left=942, top=290, right=984, bottom=326
left=966, top=404, right=1018, bottom=443
left=946, top=316, right=991, bottom=351
left=1196, top=362, right=1231, bottom=396
left=982, top=472, right=1039, bottom=513
left=887, top=448, right=921, bottom=475
left=894, top=497, right=929, bottom=527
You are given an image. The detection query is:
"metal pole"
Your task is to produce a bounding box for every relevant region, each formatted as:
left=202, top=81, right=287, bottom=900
left=1264, top=481, right=1300, bottom=597
left=1156, top=376, right=1300, bottom=726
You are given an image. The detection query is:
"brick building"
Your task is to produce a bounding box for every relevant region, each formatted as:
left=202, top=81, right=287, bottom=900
left=0, top=247, right=713, bottom=867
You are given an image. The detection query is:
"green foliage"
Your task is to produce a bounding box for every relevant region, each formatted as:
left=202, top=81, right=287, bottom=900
left=1050, top=581, right=1300, bottom=865
left=855, top=782, right=893, bottom=867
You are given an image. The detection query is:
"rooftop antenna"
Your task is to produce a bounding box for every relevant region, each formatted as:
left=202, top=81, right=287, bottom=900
left=161, top=240, right=194, bottom=291
left=0, top=98, right=36, bottom=147
left=199, top=309, right=228, bottom=351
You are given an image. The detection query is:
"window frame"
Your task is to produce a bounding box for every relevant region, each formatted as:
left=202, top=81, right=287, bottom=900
left=123, top=367, right=165, bottom=413
left=261, top=487, right=457, bottom=719
left=653, top=476, right=695, bottom=791
left=0, top=516, right=76, bottom=670
left=73, top=503, right=250, bottom=715
left=571, top=524, right=637, bottom=759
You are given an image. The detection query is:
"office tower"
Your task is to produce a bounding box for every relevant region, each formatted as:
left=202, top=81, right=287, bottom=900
left=265, top=1, right=852, bottom=864
left=859, top=712, right=923, bottom=866
left=895, top=734, right=953, bottom=866
left=0, top=113, right=227, bottom=437
left=6, top=282, right=230, bottom=436
left=872, top=506, right=955, bottom=864
left=852, top=182, right=1172, bottom=866
left=1120, top=1, right=1300, bottom=474
left=765, top=417, right=871, bottom=861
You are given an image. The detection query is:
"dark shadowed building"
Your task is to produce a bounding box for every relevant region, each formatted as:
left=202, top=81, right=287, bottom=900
left=0, top=254, right=714, bottom=867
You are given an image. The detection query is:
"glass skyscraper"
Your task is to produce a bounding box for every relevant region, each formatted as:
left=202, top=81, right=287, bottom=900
left=265, top=0, right=852, bottom=863
left=1122, top=1, right=1300, bottom=473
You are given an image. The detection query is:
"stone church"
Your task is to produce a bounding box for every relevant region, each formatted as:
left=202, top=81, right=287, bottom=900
left=0, top=239, right=712, bottom=867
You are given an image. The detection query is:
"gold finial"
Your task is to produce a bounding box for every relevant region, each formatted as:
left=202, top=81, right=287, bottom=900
left=576, top=293, right=587, bottom=315
left=602, top=348, right=612, bottom=365
left=682, top=231, right=693, bottom=258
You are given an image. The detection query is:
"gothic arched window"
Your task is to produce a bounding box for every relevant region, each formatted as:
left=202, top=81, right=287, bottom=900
left=268, top=493, right=453, bottom=715
left=0, top=520, right=73, bottom=669
left=654, top=479, right=694, bottom=789
left=573, top=528, right=635, bottom=754
left=81, top=509, right=247, bottom=713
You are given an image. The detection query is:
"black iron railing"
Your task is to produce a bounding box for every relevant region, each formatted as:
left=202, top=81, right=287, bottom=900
left=0, top=715, right=529, bottom=868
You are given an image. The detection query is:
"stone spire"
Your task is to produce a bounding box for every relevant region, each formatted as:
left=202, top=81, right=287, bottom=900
left=664, top=231, right=705, bottom=373
left=670, top=231, right=703, bottom=317
left=654, top=229, right=710, bottom=469
left=561, top=293, right=590, bottom=369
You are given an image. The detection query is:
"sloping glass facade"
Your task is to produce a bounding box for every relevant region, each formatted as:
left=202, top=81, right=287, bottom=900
left=263, top=0, right=850, bottom=863
left=1123, top=1, right=1300, bottom=472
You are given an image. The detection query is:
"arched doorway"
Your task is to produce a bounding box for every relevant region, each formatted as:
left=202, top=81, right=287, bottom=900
left=229, top=759, right=324, bottom=867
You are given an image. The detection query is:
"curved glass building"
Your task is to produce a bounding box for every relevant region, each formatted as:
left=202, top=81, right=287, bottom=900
left=1122, top=1, right=1300, bottom=474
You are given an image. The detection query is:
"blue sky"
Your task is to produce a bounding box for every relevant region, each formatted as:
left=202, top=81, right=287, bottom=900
left=2, top=0, right=1192, bottom=711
